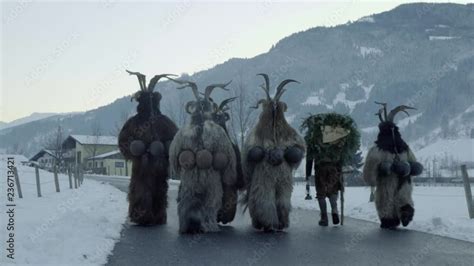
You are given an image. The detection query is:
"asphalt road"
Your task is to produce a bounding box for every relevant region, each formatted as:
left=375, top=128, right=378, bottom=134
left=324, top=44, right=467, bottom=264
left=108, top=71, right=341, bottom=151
left=87, top=176, right=474, bottom=266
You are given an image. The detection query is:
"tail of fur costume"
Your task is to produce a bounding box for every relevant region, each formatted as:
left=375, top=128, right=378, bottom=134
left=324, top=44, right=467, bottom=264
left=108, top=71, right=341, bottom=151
left=178, top=197, right=205, bottom=234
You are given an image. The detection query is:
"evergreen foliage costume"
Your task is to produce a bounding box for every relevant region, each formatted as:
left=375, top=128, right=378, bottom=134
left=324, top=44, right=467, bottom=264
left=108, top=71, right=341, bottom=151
left=301, top=113, right=360, bottom=226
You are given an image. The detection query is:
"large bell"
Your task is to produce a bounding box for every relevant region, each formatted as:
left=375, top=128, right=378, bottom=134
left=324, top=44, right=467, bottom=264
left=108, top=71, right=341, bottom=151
left=179, top=150, right=195, bottom=170
left=392, top=161, right=411, bottom=177
left=149, top=141, right=165, bottom=157
left=130, top=140, right=146, bottom=156
left=213, top=152, right=228, bottom=170
left=247, top=146, right=265, bottom=162
left=196, top=149, right=213, bottom=169
left=268, top=148, right=284, bottom=166
left=409, top=161, right=423, bottom=176
left=284, top=146, right=304, bottom=164
left=378, top=161, right=392, bottom=176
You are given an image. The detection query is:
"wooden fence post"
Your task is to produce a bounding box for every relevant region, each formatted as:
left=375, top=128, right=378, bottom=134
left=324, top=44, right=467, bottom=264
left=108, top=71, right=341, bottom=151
left=74, top=168, right=78, bottom=189
left=461, top=165, right=474, bottom=219
left=80, top=168, right=84, bottom=186
left=35, top=166, right=42, bottom=197
left=68, top=167, right=73, bottom=189
left=13, top=167, right=23, bottom=199
left=54, top=165, right=60, bottom=193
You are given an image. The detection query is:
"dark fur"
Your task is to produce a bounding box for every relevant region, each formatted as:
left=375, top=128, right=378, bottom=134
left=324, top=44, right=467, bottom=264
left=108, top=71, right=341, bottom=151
left=119, top=91, right=178, bottom=225
left=375, top=122, right=409, bottom=154
left=212, top=107, right=244, bottom=224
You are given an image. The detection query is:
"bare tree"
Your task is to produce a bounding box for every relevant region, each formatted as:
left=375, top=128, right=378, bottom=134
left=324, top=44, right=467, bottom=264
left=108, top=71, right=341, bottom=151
left=43, top=123, right=64, bottom=171
left=87, top=121, right=102, bottom=173
left=228, top=71, right=257, bottom=149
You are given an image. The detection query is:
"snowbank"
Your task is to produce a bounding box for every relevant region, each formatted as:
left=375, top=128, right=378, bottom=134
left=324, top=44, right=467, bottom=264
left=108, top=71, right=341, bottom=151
left=416, top=138, right=474, bottom=163
left=0, top=163, right=127, bottom=265
left=292, top=184, right=474, bottom=243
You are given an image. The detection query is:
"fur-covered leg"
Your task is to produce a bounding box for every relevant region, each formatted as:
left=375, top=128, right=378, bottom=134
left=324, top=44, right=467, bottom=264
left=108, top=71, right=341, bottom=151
left=202, top=182, right=222, bottom=232
left=152, top=181, right=168, bottom=225
left=128, top=179, right=154, bottom=225
left=397, top=180, right=414, bottom=226
left=375, top=178, right=400, bottom=229
left=248, top=180, right=278, bottom=231
left=275, top=180, right=293, bottom=230
left=178, top=186, right=205, bottom=234
left=217, top=184, right=238, bottom=224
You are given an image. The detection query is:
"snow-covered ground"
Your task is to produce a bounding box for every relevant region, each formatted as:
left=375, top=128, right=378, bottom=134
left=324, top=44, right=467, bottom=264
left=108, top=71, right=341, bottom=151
left=292, top=184, right=474, bottom=243
left=0, top=161, right=127, bottom=265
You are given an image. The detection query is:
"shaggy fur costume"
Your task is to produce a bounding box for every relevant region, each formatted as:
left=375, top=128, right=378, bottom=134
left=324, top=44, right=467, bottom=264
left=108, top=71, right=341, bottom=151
left=243, top=74, right=306, bottom=231
left=211, top=98, right=244, bottom=224
left=118, top=71, right=178, bottom=225
left=168, top=79, right=237, bottom=234
left=363, top=120, right=418, bottom=229
left=170, top=120, right=237, bottom=233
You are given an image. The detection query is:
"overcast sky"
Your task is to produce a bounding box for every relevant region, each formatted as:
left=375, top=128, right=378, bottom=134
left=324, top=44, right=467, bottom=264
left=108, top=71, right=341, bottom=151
left=1, top=0, right=471, bottom=122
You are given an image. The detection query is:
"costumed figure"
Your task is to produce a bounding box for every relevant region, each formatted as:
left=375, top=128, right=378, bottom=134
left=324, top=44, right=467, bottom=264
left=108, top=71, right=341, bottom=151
left=209, top=97, right=245, bottom=224
left=168, top=78, right=237, bottom=234
left=118, top=70, right=178, bottom=225
left=362, top=102, right=423, bottom=229
left=301, top=113, right=360, bottom=226
left=242, top=73, right=306, bottom=231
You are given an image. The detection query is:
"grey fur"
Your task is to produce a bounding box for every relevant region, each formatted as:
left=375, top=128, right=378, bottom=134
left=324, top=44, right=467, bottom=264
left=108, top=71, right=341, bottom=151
left=242, top=76, right=306, bottom=231
left=363, top=146, right=416, bottom=222
left=170, top=121, right=237, bottom=233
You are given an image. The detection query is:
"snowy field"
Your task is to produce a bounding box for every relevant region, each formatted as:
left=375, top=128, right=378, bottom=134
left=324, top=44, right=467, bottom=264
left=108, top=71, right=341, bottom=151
left=292, top=184, right=474, bottom=243
left=0, top=161, right=127, bottom=265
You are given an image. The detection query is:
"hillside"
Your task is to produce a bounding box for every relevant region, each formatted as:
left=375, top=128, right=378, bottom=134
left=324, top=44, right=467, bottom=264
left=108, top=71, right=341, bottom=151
left=1, top=3, right=473, bottom=157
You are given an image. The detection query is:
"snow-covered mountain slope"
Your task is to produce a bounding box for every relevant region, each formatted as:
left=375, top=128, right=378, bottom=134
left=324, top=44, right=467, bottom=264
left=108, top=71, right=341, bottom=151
left=416, top=138, right=474, bottom=163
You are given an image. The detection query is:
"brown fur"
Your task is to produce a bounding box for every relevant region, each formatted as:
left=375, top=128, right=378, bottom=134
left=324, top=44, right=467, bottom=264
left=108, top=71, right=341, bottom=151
left=119, top=113, right=178, bottom=225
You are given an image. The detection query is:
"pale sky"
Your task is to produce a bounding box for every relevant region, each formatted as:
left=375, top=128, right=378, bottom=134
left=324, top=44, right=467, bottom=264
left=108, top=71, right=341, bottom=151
left=1, top=0, right=471, bottom=122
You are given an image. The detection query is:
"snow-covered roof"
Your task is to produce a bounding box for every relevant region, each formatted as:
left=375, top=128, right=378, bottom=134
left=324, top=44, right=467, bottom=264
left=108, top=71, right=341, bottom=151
left=0, top=154, right=29, bottom=162
left=87, top=150, right=122, bottom=160
left=69, top=135, right=117, bottom=146
left=30, top=149, right=58, bottom=161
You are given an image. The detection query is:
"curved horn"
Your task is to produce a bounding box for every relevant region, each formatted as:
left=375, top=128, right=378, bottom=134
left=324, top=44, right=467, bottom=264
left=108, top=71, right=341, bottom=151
left=218, top=97, right=238, bottom=111
left=387, top=105, right=417, bottom=122
left=374, top=101, right=388, bottom=121
left=126, top=70, right=146, bottom=91
left=167, top=77, right=200, bottom=100
left=375, top=108, right=385, bottom=123
left=204, top=80, right=232, bottom=101
left=185, top=102, right=196, bottom=114
left=147, top=74, right=177, bottom=92
left=275, top=79, right=299, bottom=101
left=256, top=73, right=271, bottom=100
left=251, top=99, right=265, bottom=109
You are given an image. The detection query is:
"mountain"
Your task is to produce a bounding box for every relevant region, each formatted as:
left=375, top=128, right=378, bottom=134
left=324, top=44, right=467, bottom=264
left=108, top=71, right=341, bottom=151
left=1, top=3, right=473, bottom=157
left=0, top=112, right=59, bottom=130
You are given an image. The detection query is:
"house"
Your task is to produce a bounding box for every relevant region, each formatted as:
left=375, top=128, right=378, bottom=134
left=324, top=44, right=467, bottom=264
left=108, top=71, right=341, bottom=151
left=62, top=134, right=118, bottom=170
left=86, top=150, right=132, bottom=176
left=29, top=149, right=58, bottom=170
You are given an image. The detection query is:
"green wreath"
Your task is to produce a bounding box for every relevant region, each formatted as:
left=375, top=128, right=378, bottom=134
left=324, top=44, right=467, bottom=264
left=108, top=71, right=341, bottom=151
left=300, top=112, right=360, bottom=166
